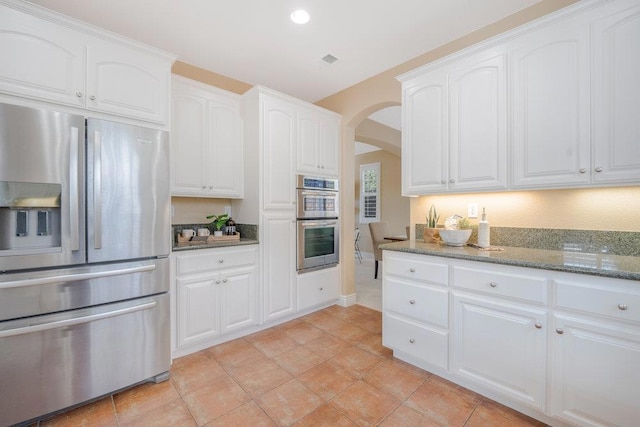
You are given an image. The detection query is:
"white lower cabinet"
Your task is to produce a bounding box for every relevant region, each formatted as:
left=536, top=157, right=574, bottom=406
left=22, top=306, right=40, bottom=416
left=173, top=246, right=258, bottom=354
left=382, top=249, right=640, bottom=426
left=452, top=292, right=546, bottom=411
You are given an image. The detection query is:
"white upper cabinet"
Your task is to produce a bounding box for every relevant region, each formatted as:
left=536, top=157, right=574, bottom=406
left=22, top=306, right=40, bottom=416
left=449, top=53, right=507, bottom=191
left=262, top=96, right=297, bottom=211
left=296, top=107, right=340, bottom=177
left=510, top=21, right=590, bottom=188
left=402, top=70, right=448, bottom=195
left=0, top=1, right=174, bottom=125
left=399, top=0, right=640, bottom=194
left=171, top=76, right=243, bottom=198
left=591, top=0, right=640, bottom=184
left=0, top=5, right=85, bottom=107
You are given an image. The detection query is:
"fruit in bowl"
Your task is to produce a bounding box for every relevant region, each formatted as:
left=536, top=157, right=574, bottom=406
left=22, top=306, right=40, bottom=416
left=438, top=228, right=472, bottom=247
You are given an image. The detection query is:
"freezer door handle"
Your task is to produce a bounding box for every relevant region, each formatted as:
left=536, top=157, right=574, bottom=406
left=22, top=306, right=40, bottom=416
left=0, top=263, right=156, bottom=290
left=93, top=130, right=103, bottom=249
left=69, top=126, right=80, bottom=251
left=0, top=301, right=157, bottom=338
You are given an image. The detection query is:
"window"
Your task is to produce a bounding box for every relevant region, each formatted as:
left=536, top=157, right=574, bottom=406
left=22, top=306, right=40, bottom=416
left=359, top=162, right=380, bottom=223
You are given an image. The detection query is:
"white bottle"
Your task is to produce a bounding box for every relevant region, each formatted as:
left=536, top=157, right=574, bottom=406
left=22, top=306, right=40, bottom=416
left=478, top=208, right=490, bottom=248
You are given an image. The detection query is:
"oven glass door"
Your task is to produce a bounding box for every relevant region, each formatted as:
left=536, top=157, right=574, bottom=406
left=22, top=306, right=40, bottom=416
left=297, top=219, right=339, bottom=271
left=297, top=190, right=339, bottom=219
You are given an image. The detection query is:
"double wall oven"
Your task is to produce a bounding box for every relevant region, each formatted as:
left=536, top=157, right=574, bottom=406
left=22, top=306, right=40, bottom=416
left=296, top=175, right=339, bottom=272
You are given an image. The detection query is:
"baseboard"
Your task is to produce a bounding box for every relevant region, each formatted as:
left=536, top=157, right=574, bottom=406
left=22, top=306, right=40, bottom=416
left=337, top=293, right=357, bottom=307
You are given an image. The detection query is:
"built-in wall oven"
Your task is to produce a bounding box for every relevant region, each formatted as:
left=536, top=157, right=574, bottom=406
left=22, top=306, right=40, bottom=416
left=296, top=175, right=339, bottom=272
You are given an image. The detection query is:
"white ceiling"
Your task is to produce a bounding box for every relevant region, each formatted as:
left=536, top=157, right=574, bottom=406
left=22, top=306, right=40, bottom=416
left=27, top=0, right=542, bottom=103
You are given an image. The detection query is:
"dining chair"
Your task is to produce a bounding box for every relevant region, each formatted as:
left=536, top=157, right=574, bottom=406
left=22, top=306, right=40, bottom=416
left=368, top=222, right=391, bottom=279
left=354, top=228, right=362, bottom=263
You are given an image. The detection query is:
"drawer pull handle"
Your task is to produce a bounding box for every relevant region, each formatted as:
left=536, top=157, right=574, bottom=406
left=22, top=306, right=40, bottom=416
left=534, top=323, right=542, bottom=329
left=410, top=268, right=415, bottom=273
left=556, top=328, right=564, bottom=335
left=618, top=304, right=628, bottom=311
left=489, top=282, right=497, bottom=288
left=409, top=338, right=415, bottom=344
left=215, top=280, right=221, bottom=284
left=595, top=167, right=603, bottom=173
left=409, top=299, right=415, bottom=305
left=219, top=259, right=224, bottom=263
left=320, top=287, right=324, bottom=291
left=223, top=279, right=228, bottom=283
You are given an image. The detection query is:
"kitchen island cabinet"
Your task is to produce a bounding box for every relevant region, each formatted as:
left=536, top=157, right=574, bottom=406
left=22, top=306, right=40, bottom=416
left=381, top=244, right=640, bottom=426
left=0, top=0, right=174, bottom=126
left=172, top=245, right=258, bottom=357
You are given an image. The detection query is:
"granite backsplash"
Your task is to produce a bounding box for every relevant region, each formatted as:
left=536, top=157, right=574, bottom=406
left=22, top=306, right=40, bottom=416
left=414, top=225, right=640, bottom=257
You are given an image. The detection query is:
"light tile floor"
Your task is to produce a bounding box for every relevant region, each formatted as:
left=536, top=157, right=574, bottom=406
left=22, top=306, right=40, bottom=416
left=355, top=256, right=382, bottom=312
left=37, top=305, right=546, bottom=427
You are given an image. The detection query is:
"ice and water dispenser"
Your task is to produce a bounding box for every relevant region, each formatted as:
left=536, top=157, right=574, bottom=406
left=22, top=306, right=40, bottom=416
left=0, top=181, right=61, bottom=252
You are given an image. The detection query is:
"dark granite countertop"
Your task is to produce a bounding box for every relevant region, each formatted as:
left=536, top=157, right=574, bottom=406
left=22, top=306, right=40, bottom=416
left=380, top=240, right=640, bottom=281
left=172, top=238, right=259, bottom=252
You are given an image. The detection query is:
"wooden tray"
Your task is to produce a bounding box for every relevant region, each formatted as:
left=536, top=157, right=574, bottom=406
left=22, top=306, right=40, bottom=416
left=177, top=232, right=240, bottom=244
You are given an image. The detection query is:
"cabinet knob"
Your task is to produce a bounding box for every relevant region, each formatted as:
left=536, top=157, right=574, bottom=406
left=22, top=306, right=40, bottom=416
left=409, top=338, right=415, bottom=344
left=209, top=185, right=213, bottom=189
left=579, top=168, right=587, bottom=174
left=409, top=299, right=415, bottom=305
left=321, top=165, right=325, bottom=169
left=223, top=278, right=228, bottom=283
left=595, top=167, right=603, bottom=172
left=441, top=180, right=446, bottom=185
left=618, top=303, right=628, bottom=311
left=409, top=268, right=415, bottom=273
left=89, top=95, right=96, bottom=101
left=202, top=185, right=207, bottom=189
left=76, top=91, right=83, bottom=98
left=319, top=287, right=324, bottom=291
left=489, top=282, right=497, bottom=288
left=534, top=323, right=542, bottom=329
left=218, top=259, right=224, bottom=263
left=216, top=280, right=221, bottom=284
left=449, top=179, right=455, bottom=184
left=556, top=328, right=564, bottom=335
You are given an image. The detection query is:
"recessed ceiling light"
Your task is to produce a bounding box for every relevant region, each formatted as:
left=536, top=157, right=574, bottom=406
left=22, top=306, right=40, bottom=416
left=290, top=9, right=310, bottom=24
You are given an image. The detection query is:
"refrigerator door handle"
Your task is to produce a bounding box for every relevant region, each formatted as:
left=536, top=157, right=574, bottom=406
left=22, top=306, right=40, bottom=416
left=69, top=126, right=80, bottom=251
left=0, top=301, right=157, bottom=338
left=0, top=263, right=156, bottom=290
left=93, top=130, right=103, bottom=249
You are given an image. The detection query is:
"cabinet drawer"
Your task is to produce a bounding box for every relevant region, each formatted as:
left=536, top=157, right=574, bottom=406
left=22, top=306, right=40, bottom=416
left=452, top=265, right=547, bottom=304
left=555, top=278, right=640, bottom=323
left=385, top=277, right=448, bottom=328
left=384, top=314, right=448, bottom=370
left=175, top=246, right=257, bottom=276
left=384, top=252, right=448, bottom=286
left=297, top=267, right=340, bottom=311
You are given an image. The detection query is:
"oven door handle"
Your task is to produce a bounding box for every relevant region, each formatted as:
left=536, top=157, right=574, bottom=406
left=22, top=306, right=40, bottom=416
left=0, top=301, right=157, bottom=338
left=299, top=221, right=338, bottom=228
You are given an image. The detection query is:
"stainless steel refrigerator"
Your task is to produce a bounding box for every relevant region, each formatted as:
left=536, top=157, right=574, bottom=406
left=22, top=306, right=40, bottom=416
left=0, top=102, right=171, bottom=426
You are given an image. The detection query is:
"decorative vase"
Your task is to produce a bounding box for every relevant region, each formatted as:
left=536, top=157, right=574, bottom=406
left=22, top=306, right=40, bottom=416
left=423, top=227, right=440, bottom=243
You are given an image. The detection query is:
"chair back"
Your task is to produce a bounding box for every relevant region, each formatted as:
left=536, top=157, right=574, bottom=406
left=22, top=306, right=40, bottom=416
left=368, top=222, right=390, bottom=261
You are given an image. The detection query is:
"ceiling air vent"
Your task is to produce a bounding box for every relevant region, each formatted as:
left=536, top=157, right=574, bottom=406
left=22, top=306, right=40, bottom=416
left=313, top=54, right=339, bottom=69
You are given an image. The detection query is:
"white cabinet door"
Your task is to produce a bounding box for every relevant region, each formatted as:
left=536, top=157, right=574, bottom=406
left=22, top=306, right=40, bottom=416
left=177, top=275, right=219, bottom=347
left=592, top=1, right=640, bottom=185
left=171, top=91, right=209, bottom=194
left=297, top=266, right=340, bottom=311
left=449, top=53, right=507, bottom=191
left=262, top=97, right=296, bottom=211
left=550, top=313, right=640, bottom=427
left=511, top=22, right=590, bottom=188
left=208, top=103, right=243, bottom=197
left=262, top=213, right=296, bottom=321
left=318, top=113, right=340, bottom=177
left=452, top=292, right=547, bottom=411
left=401, top=71, right=448, bottom=195
left=171, top=76, right=243, bottom=197
left=221, top=267, right=257, bottom=333
left=296, top=109, right=320, bottom=175
left=0, top=5, right=85, bottom=107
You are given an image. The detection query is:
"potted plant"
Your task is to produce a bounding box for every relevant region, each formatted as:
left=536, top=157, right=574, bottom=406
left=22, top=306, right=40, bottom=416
left=439, top=216, right=472, bottom=246
left=206, top=213, right=229, bottom=236
left=423, top=204, right=441, bottom=243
